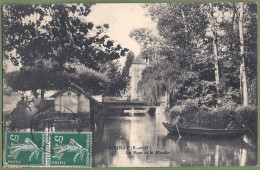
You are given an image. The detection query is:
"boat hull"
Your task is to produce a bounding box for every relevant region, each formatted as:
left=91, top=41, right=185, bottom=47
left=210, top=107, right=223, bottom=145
left=162, top=122, right=245, bottom=138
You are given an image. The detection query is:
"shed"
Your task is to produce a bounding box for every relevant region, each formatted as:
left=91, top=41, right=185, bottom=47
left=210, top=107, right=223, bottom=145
left=50, top=83, right=104, bottom=131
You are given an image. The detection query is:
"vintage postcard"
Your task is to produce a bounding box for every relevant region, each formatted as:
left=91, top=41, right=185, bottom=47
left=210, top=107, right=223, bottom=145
left=2, top=2, right=258, bottom=167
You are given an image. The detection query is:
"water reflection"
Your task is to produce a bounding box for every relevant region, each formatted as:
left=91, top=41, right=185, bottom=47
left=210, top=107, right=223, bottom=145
left=93, top=109, right=257, bottom=167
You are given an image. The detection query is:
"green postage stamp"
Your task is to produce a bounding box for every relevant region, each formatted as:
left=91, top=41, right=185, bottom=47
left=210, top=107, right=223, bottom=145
left=50, top=133, right=92, bottom=167
left=4, top=132, right=92, bottom=168
left=4, top=132, right=46, bottom=167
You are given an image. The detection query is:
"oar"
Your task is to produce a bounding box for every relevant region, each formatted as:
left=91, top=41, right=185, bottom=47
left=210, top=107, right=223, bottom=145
left=176, top=123, right=181, bottom=143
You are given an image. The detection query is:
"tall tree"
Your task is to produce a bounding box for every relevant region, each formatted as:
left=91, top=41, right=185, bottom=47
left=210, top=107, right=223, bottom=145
left=238, top=3, right=248, bottom=106
left=208, top=3, right=220, bottom=86
left=122, top=51, right=135, bottom=78
left=3, top=4, right=128, bottom=71
left=100, top=61, right=126, bottom=96
left=129, top=28, right=162, bottom=62
left=5, top=60, right=56, bottom=100
left=134, top=3, right=257, bottom=108
left=3, top=4, right=128, bottom=100
left=243, top=3, right=257, bottom=105
left=134, top=4, right=213, bottom=106
left=4, top=60, right=115, bottom=100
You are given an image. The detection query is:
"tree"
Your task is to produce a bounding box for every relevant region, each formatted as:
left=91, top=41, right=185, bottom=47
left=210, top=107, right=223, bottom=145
left=100, top=61, right=126, bottom=96
left=133, top=3, right=257, bottom=108
left=208, top=3, right=220, bottom=86
left=134, top=4, right=212, bottom=106
left=243, top=3, right=257, bottom=105
left=238, top=3, right=248, bottom=106
left=76, top=67, right=110, bottom=94
left=122, top=51, right=135, bottom=78
left=130, top=28, right=162, bottom=62
left=3, top=4, right=129, bottom=100
left=4, top=60, right=119, bottom=100
left=5, top=60, right=55, bottom=100
left=137, top=59, right=189, bottom=105
left=3, top=4, right=128, bottom=71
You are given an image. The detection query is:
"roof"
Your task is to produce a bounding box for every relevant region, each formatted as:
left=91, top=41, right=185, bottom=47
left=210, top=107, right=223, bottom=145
left=50, top=83, right=103, bottom=106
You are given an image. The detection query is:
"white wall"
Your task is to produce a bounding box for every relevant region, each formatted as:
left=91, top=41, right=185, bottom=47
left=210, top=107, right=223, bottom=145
left=54, top=91, right=91, bottom=114
left=78, top=94, right=90, bottom=113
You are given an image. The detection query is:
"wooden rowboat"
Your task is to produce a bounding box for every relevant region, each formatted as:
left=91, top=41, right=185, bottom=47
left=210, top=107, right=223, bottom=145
left=162, top=122, right=246, bottom=138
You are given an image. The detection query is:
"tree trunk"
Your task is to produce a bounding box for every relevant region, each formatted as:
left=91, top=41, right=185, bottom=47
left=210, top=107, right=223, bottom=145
left=165, top=91, right=169, bottom=108
left=209, top=3, right=220, bottom=86
left=239, top=65, right=243, bottom=104
left=181, top=6, right=191, bottom=70
left=238, top=3, right=248, bottom=106
left=169, top=90, right=174, bottom=108
left=232, top=3, right=237, bottom=31
left=41, top=88, right=45, bottom=107
left=212, top=33, right=220, bottom=85
left=181, top=6, right=189, bottom=43
left=230, top=3, right=237, bottom=51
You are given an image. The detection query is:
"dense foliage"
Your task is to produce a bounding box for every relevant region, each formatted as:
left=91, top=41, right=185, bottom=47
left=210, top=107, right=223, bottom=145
left=3, top=4, right=128, bottom=71
left=132, top=3, right=257, bottom=109
left=3, top=4, right=129, bottom=98
left=169, top=105, right=257, bottom=132
left=4, top=59, right=127, bottom=98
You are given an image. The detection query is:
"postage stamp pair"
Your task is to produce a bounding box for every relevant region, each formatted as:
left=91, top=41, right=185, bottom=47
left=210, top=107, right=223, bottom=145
left=4, top=132, right=91, bottom=168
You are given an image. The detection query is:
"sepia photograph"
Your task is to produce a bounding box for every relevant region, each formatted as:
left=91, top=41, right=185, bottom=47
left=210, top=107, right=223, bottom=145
left=2, top=2, right=258, bottom=167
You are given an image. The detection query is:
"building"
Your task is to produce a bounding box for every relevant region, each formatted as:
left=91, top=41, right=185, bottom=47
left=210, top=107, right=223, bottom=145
left=50, top=83, right=104, bottom=131
left=129, top=56, right=149, bottom=101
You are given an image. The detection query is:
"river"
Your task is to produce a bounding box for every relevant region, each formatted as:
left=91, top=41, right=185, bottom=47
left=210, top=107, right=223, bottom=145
left=92, top=108, right=257, bottom=167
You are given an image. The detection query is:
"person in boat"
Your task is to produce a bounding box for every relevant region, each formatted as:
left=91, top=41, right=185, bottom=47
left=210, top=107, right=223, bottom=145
left=225, top=114, right=237, bottom=130
left=174, top=114, right=184, bottom=125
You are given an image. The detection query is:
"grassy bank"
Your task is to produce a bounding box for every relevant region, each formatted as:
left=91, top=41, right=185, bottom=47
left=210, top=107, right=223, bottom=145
left=167, top=105, right=257, bottom=133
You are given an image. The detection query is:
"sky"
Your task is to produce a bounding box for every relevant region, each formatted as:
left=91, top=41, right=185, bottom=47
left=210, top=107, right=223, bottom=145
left=86, top=3, right=157, bottom=67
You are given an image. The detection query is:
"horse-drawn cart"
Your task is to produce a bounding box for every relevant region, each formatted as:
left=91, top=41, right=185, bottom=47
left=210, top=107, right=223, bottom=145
left=4, top=83, right=104, bottom=132
left=4, top=107, right=34, bottom=131
left=4, top=104, right=82, bottom=132
left=31, top=105, right=82, bottom=132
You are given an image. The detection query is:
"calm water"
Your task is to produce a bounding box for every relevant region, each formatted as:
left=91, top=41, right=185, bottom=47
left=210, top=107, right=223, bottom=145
left=92, top=109, right=257, bottom=167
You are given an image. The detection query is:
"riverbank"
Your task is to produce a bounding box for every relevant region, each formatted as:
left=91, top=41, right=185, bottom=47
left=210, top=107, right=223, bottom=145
left=166, top=105, right=257, bottom=134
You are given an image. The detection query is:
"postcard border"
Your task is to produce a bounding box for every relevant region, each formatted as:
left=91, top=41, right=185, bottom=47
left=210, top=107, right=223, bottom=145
left=0, top=0, right=259, bottom=170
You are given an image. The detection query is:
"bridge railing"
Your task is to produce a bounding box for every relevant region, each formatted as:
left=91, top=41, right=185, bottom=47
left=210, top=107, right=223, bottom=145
left=102, top=96, right=130, bottom=102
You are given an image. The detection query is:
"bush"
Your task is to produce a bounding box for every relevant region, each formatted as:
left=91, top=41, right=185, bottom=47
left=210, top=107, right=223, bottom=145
left=234, top=106, right=257, bottom=132
left=170, top=104, right=199, bottom=118
left=169, top=105, right=257, bottom=131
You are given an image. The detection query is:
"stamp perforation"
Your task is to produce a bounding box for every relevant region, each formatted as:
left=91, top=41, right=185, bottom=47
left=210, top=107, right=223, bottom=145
left=3, top=131, right=7, bottom=168
left=3, top=132, right=47, bottom=168
left=46, top=131, right=50, bottom=167
left=49, top=132, right=92, bottom=168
